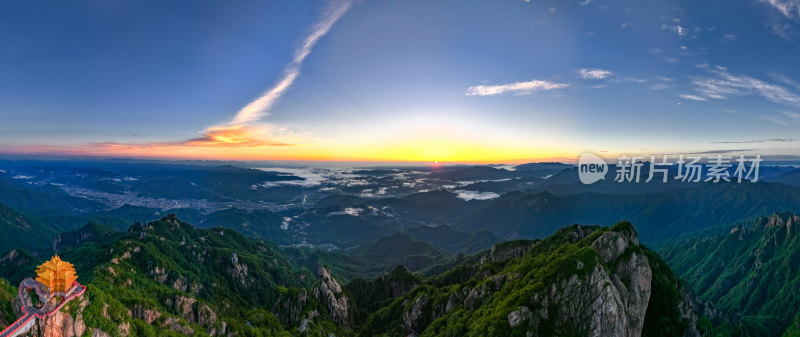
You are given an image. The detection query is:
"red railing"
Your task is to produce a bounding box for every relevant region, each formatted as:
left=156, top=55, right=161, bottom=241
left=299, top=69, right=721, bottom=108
left=0, top=282, right=86, bottom=337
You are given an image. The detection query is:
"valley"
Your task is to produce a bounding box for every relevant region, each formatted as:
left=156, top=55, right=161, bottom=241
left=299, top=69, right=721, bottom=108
left=1, top=160, right=800, bottom=336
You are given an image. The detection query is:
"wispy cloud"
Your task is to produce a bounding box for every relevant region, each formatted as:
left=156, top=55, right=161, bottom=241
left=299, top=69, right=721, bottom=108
left=756, top=0, right=800, bottom=38
left=761, top=114, right=790, bottom=125
left=179, top=0, right=353, bottom=150
left=45, top=0, right=354, bottom=156
left=689, top=66, right=800, bottom=105
left=782, top=110, right=800, bottom=122
left=88, top=124, right=303, bottom=153
left=184, top=124, right=300, bottom=147
left=0, top=125, right=307, bottom=159
left=579, top=68, right=613, bottom=80
left=685, top=149, right=756, bottom=155
left=466, top=79, right=569, bottom=96
left=679, top=94, right=708, bottom=101
left=771, top=72, right=800, bottom=90
left=759, top=0, right=800, bottom=17
left=650, top=83, right=671, bottom=90
left=662, top=24, right=688, bottom=37
left=232, top=0, right=353, bottom=125
left=771, top=22, right=794, bottom=39
left=663, top=56, right=679, bottom=63
left=711, top=138, right=797, bottom=144
left=720, top=107, right=800, bottom=126
left=611, top=77, right=648, bottom=84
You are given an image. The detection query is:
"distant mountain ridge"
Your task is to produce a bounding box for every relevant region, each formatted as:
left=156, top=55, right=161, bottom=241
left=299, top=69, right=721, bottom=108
left=0, top=203, right=58, bottom=255
left=198, top=208, right=292, bottom=245
left=457, top=182, right=800, bottom=242
left=403, top=225, right=502, bottom=254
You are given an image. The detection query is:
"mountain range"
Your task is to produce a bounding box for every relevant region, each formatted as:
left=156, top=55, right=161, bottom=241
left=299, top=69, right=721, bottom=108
left=662, top=212, right=800, bottom=336
left=0, top=215, right=717, bottom=336
left=3, top=160, right=800, bottom=336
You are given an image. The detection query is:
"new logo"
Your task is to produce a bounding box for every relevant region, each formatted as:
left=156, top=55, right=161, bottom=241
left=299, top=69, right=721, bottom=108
left=578, top=153, right=608, bottom=184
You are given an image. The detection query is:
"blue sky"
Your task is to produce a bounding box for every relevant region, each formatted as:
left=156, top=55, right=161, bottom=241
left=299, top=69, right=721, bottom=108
left=1, top=0, right=800, bottom=162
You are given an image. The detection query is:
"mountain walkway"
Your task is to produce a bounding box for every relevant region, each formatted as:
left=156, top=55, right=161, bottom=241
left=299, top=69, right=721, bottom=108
left=0, top=279, right=86, bottom=337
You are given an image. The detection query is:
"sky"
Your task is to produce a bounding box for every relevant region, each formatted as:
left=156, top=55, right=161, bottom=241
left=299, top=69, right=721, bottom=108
left=1, top=0, right=800, bottom=163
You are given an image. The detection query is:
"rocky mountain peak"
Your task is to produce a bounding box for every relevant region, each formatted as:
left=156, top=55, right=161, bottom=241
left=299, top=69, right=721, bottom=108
left=591, top=223, right=640, bottom=263
left=313, top=265, right=351, bottom=329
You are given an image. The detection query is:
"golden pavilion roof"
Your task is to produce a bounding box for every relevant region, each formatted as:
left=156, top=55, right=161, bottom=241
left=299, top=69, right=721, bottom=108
left=36, top=255, right=77, bottom=293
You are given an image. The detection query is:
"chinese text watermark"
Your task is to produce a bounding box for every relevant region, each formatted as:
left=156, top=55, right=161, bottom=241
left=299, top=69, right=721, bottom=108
left=578, top=154, right=762, bottom=184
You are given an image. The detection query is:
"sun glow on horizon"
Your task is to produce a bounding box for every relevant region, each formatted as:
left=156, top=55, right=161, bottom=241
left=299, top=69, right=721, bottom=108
left=0, top=135, right=576, bottom=164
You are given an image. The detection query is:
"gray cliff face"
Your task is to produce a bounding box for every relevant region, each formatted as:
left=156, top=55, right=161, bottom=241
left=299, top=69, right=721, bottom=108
left=403, top=294, right=429, bottom=331
left=21, top=296, right=106, bottom=337
left=228, top=252, right=249, bottom=287
left=397, top=225, right=691, bottom=337
left=313, top=265, right=352, bottom=330
left=677, top=286, right=720, bottom=337
left=503, top=229, right=652, bottom=337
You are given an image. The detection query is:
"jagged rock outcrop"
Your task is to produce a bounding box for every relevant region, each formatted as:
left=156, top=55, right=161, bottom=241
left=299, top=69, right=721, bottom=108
left=131, top=304, right=161, bottom=324
left=22, top=296, right=104, bottom=337
left=88, top=328, right=110, bottom=337
left=162, top=316, right=194, bottom=335
left=403, top=294, right=429, bottom=331
left=174, top=295, right=197, bottom=322
left=372, top=224, right=700, bottom=337
left=507, top=228, right=653, bottom=337
left=484, top=240, right=537, bottom=263
left=228, top=252, right=249, bottom=286
left=591, top=227, right=639, bottom=263
left=313, top=265, right=352, bottom=329
left=161, top=294, right=219, bottom=332
left=37, top=311, right=87, bottom=337
left=677, top=286, right=718, bottom=337
left=117, top=322, right=130, bottom=337
left=508, top=306, right=532, bottom=328
left=197, top=303, right=217, bottom=327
